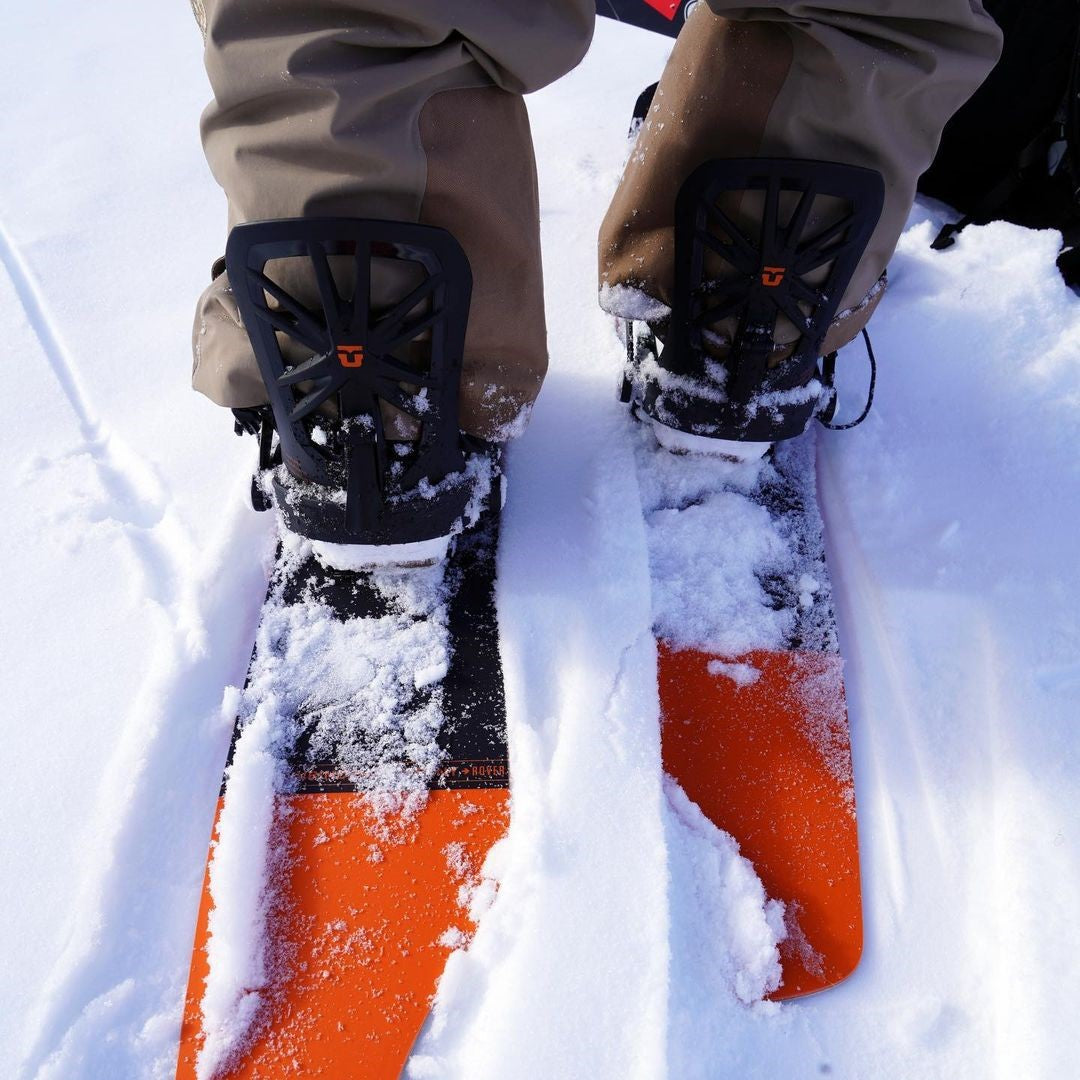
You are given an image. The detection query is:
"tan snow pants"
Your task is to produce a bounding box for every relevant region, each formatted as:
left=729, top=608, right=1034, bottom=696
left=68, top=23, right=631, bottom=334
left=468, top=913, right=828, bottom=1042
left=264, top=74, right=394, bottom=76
left=191, top=0, right=1001, bottom=440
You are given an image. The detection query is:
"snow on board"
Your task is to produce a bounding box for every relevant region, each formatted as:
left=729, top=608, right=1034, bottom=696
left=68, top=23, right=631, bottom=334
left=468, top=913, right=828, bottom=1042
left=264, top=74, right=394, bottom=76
left=631, top=419, right=861, bottom=996
left=176, top=487, right=510, bottom=1079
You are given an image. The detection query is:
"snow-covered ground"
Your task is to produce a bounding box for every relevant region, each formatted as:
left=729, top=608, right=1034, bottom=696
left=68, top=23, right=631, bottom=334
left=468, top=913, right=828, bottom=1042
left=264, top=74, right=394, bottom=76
left=3, top=7, right=1078, bottom=1078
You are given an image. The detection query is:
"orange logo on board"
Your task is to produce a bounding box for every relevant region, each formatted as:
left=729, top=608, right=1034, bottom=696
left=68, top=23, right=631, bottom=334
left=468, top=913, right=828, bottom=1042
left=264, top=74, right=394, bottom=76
left=761, top=266, right=786, bottom=287
left=336, top=344, right=365, bottom=368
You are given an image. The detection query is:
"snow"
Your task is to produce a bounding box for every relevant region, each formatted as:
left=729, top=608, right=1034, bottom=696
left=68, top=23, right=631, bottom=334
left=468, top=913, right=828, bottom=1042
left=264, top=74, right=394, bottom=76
left=3, top=7, right=1079, bottom=1080
left=240, top=537, right=453, bottom=798
left=312, top=533, right=451, bottom=570
left=637, top=429, right=790, bottom=653
left=647, top=417, right=773, bottom=460
left=196, top=700, right=281, bottom=1080
left=599, top=281, right=672, bottom=323
left=707, top=659, right=763, bottom=687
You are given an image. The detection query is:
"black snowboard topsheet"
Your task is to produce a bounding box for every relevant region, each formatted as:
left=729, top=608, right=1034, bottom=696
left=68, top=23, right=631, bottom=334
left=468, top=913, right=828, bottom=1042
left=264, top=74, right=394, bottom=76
left=221, top=490, right=508, bottom=796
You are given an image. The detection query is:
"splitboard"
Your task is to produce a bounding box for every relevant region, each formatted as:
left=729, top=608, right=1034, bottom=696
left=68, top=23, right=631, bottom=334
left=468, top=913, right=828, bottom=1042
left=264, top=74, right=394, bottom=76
left=615, top=72, right=870, bottom=996
left=176, top=490, right=508, bottom=1078
left=644, top=433, right=861, bottom=998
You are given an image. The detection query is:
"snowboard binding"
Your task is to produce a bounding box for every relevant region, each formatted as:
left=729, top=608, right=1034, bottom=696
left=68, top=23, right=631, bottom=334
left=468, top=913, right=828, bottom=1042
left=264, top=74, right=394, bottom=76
left=225, top=218, right=476, bottom=547
left=621, top=158, right=885, bottom=444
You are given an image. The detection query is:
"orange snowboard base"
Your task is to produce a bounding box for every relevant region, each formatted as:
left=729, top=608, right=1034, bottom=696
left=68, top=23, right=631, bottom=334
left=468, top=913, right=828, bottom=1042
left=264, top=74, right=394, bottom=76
left=177, top=788, right=509, bottom=1079
left=659, top=644, right=861, bottom=998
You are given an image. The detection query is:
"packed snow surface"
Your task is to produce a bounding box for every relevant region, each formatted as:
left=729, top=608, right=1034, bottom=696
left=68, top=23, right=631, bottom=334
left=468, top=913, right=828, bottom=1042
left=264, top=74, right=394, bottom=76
left=3, top=7, right=1079, bottom=1080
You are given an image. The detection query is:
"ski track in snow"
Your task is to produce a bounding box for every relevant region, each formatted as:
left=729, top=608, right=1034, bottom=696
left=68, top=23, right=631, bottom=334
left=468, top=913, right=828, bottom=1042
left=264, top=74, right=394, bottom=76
left=1, top=200, right=272, bottom=1080
left=0, top=219, right=101, bottom=443
left=807, top=213, right=1080, bottom=1078
left=817, top=463, right=948, bottom=922
left=5, top=8, right=1080, bottom=1080
left=11, top=462, right=271, bottom=1080
left=4, top=248, right=269, bottom=1073
left=407, top=376, right=673, bottom=1078
left=0, top=216, right=192, bottom=614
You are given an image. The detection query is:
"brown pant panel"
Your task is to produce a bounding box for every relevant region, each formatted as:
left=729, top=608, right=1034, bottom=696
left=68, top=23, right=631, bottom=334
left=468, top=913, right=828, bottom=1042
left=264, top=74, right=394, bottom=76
left=599, top=1, right=1003, bottom=351
left=419, top=89, right=548, bottom=439
left=190, top=0, right=594, bottom=440
left=599, top=15, right=793, bottom=316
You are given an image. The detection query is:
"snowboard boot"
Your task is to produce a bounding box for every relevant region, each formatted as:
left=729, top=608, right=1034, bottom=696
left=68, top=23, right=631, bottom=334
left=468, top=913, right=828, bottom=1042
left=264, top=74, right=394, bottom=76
left=619, top=158, right=885, bottom=458
left=225, top=218, right=495, bottom=570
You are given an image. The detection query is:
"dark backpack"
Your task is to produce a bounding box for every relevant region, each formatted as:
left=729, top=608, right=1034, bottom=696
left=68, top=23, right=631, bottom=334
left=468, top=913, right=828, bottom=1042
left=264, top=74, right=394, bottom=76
left=599, top=2, right=1080, bottom=282
left=919, top=0, right=1080, bottom=284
